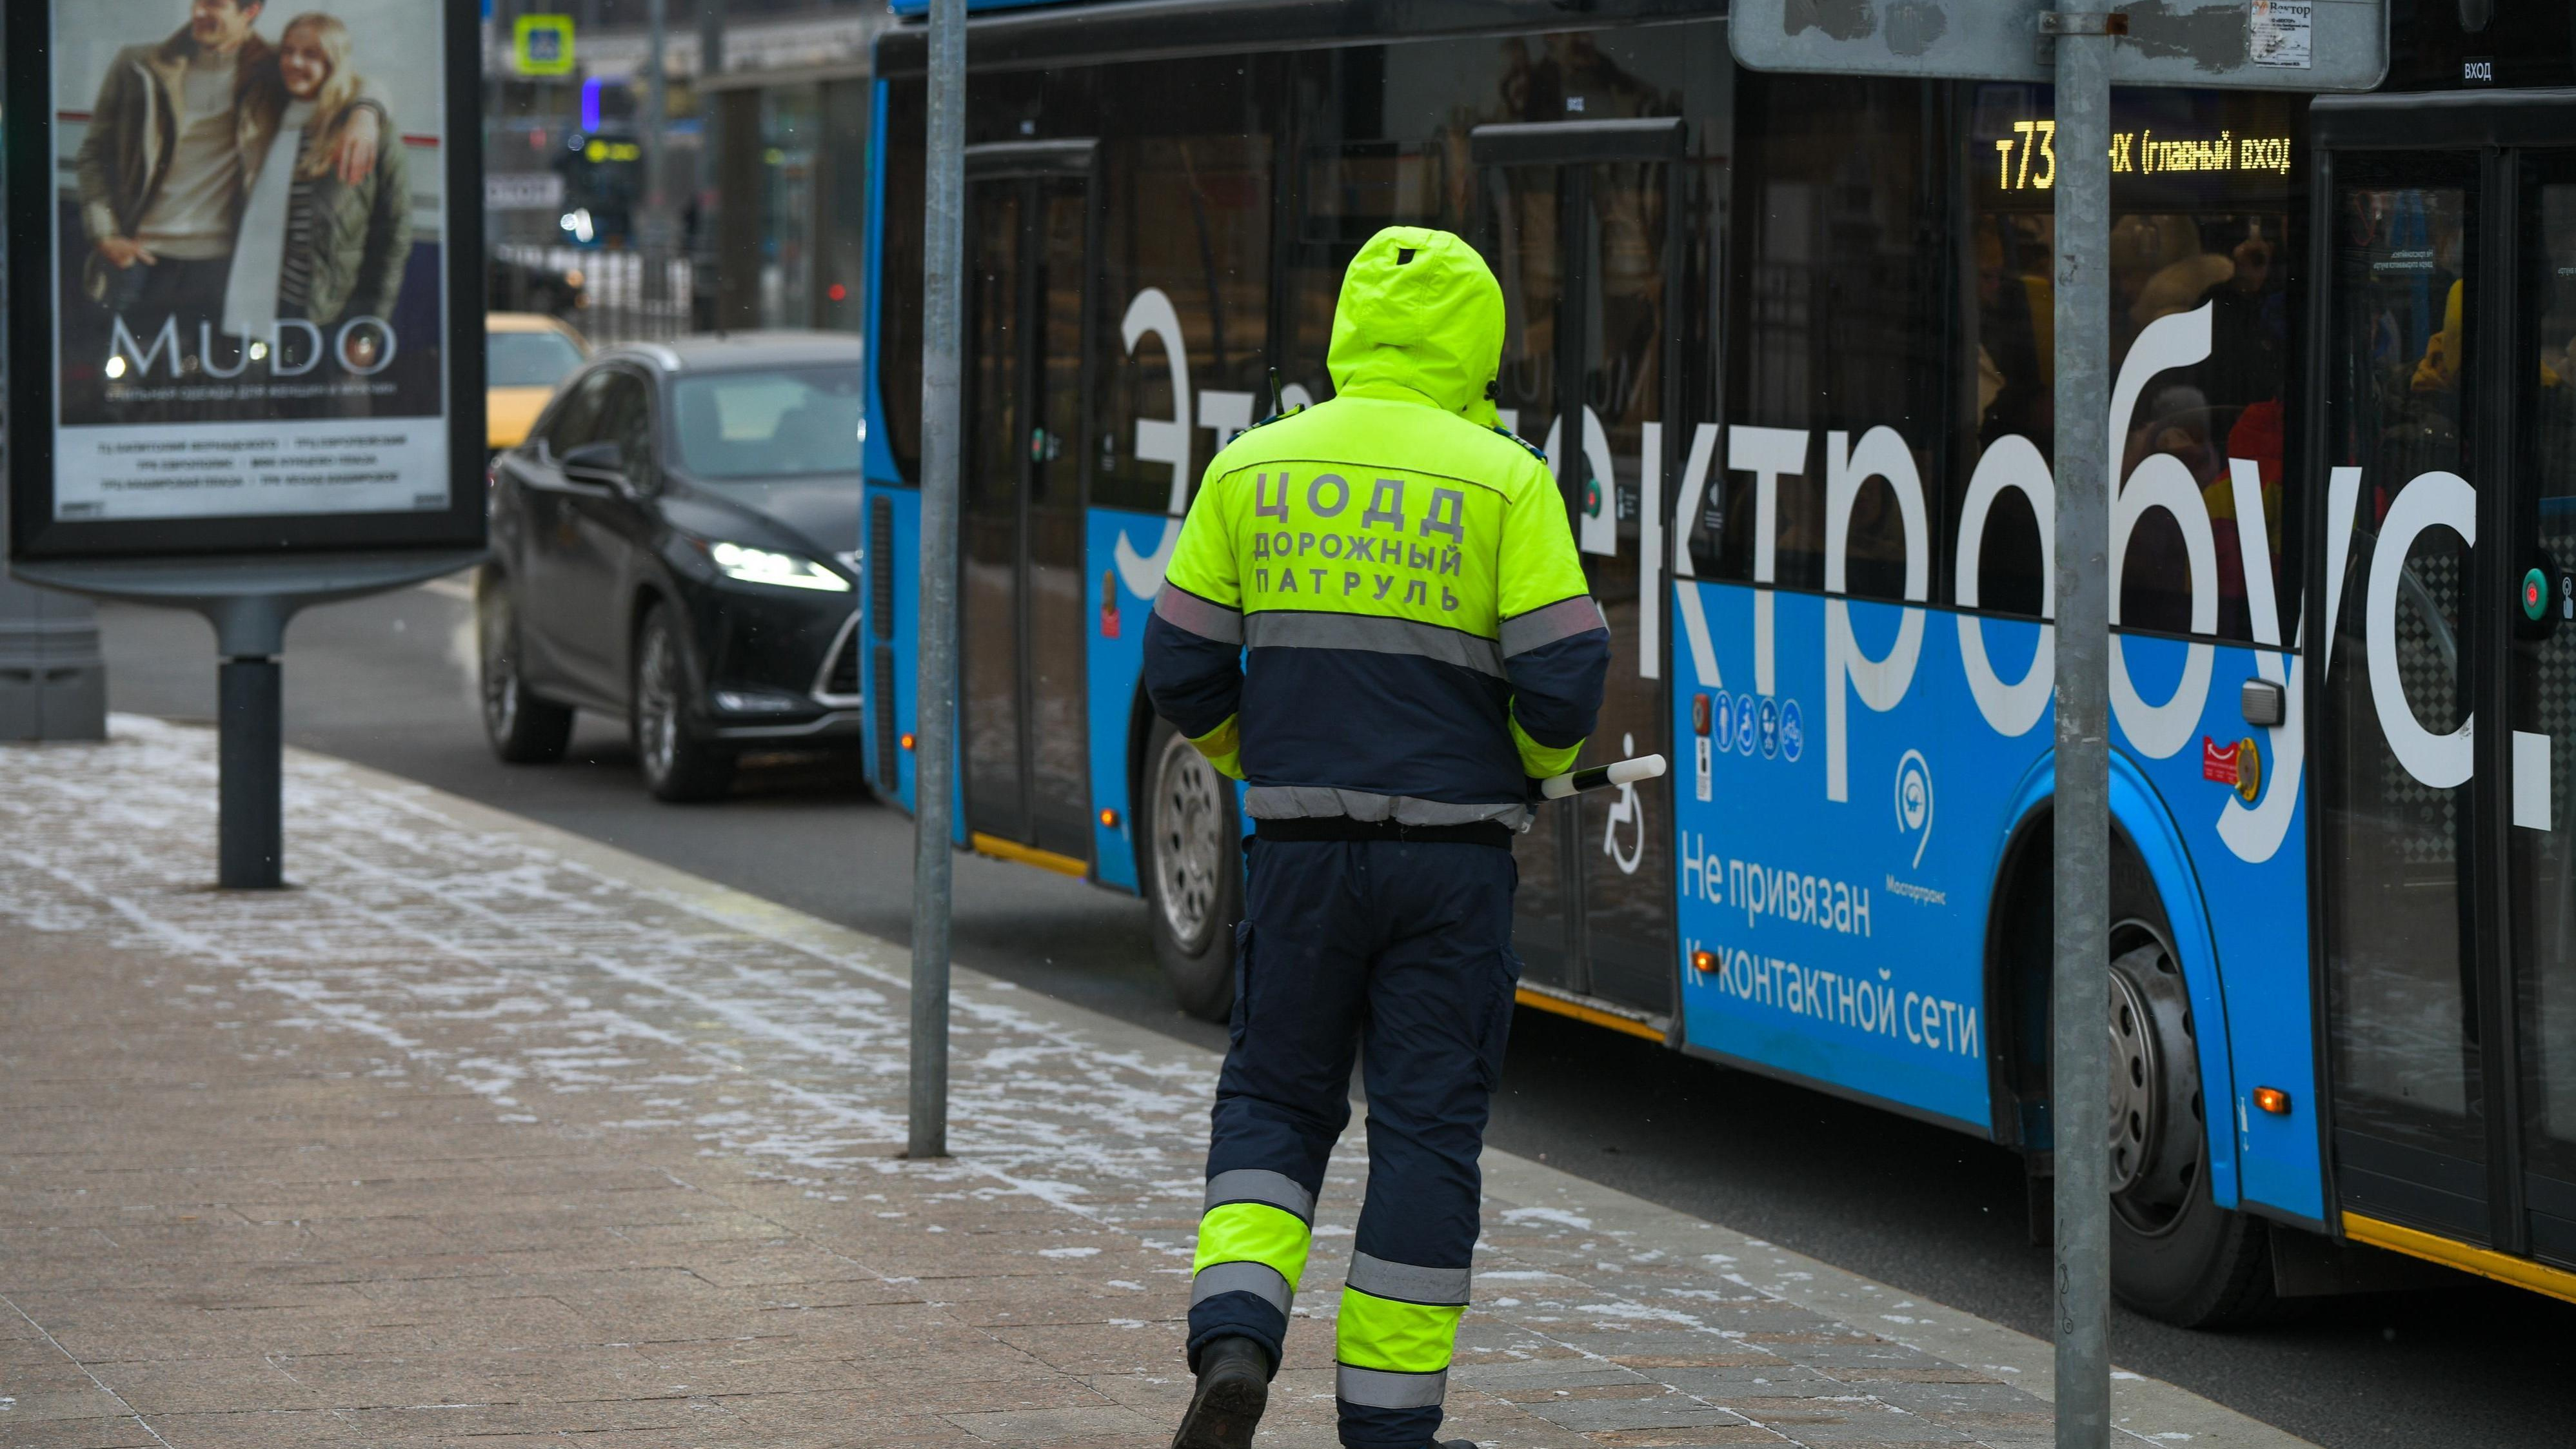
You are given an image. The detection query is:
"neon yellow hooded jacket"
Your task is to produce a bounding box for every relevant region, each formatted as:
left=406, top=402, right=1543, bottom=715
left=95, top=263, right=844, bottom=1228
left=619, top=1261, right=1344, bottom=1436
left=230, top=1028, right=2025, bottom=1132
left=1140, top=226, right=1610, bottom=827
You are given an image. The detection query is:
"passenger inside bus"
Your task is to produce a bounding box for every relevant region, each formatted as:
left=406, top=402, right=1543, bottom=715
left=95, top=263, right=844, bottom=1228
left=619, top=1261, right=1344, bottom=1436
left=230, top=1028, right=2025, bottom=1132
left=1975, top=154, right=2296, bottom=645
left=1974, top=217, right=2052, bottom=448
left=2123, top=213, right=2233, bottom=333
left=2195, top=217, right=2286, bottom=413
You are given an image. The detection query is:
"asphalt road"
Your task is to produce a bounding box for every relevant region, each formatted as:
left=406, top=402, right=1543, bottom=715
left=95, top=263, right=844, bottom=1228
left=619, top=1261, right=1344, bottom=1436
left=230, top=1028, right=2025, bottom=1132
left=94, top=581, right=2576, bottom=1449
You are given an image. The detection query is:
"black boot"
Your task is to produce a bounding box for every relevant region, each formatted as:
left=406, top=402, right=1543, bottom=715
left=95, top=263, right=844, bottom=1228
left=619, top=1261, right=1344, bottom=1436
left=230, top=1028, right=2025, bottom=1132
left=1171, top=1336, right=1269, bottom=1449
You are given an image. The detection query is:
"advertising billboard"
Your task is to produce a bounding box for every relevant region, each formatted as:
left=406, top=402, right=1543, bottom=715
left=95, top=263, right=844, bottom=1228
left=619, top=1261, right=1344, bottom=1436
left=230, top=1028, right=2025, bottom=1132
left=7, top=0, right=484, bottom=560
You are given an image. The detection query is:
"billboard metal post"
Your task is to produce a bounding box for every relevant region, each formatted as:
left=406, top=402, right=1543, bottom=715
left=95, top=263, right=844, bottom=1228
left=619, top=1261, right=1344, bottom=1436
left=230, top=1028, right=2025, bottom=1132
left=218, top=657, right=284, bottom=888
left=2045, top=9, right=2114, bottom=1446
left=908, top=0, right=967, bottom=1161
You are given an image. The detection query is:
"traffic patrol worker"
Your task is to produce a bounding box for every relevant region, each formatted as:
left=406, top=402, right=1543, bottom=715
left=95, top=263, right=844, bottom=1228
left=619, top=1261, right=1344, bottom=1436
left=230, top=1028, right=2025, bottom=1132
left=1142, top=224, right=1610, bottom=1449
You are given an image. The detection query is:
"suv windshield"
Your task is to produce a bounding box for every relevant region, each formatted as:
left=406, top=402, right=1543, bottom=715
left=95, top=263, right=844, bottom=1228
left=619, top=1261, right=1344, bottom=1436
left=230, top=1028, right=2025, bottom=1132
left=672, top=368, right=864, bottom=481
left=488, top=330, right=585, bottom=389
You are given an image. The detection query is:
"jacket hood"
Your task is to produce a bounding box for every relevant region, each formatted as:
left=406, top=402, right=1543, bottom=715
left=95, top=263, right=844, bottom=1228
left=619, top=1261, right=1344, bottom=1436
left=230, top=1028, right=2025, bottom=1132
left=1326, top=226, right=1505, bottom=424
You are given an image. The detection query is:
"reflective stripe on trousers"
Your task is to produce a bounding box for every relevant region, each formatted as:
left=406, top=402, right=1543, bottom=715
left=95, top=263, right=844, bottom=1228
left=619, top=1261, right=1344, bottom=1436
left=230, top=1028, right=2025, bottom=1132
left=1191, top=1168, right=1316, bottom=1317
left=1336, top=1363, right=1449, bottom=1409
left=1334, top=1250, right=1471, bottom=1409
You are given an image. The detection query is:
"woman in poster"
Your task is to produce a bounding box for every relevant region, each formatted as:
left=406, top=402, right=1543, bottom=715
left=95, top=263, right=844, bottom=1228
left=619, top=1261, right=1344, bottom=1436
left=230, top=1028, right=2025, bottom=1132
left=223, top=11, right=410, bottom=383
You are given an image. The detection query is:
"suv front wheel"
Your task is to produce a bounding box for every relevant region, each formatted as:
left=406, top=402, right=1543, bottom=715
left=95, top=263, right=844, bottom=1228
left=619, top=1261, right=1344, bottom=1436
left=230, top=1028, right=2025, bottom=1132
left=477, top=574, right=575, bottom=764
left=631, top=601, right=736, bottom=803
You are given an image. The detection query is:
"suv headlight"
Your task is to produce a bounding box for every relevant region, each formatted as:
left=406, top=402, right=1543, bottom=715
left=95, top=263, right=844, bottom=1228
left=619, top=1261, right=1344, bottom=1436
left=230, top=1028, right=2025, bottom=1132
left=709, top=540, right=851, bottom=592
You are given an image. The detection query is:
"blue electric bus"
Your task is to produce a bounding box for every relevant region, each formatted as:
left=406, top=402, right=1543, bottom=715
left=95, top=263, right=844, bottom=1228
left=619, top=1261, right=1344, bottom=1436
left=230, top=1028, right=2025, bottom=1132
left=849, top=0, right=2576, bottom=1323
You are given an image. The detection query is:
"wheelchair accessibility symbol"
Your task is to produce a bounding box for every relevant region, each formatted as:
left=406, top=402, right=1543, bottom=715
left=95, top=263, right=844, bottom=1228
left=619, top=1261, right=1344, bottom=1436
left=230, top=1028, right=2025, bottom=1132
left=1604, top=731, right=1646, bottom=876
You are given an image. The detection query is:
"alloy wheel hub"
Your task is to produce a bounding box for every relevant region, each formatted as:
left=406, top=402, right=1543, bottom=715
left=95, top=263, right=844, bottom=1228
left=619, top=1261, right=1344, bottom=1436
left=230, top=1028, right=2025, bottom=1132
left=1155, top=736, right=1224, bottom=952
left=481, top=604, right=517, bottom=734
left=639, top=627, right=679, bottom=774
left=2107, top=966, right=2159, bottom=1198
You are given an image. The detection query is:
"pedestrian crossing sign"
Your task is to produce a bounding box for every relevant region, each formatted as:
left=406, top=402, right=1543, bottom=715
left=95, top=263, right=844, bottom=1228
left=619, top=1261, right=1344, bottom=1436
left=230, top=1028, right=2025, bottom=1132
left=515, top=15, right=577, bottom=77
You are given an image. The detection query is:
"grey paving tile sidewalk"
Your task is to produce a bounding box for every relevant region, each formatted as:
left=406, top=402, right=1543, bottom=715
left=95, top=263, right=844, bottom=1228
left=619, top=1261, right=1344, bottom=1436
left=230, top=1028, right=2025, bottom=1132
left=0, top=718, right=2312, bottom=1449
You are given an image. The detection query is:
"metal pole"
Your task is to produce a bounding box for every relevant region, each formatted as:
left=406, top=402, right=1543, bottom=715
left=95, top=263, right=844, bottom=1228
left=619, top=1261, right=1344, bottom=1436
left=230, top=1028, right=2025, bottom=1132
left=691, top=0, right=726, bottom=331
left=642, top=0, right=669, bottom=296
left=2049, top=6, right=2112, bottom=1448
left=695, top=10, right=724, bottom=232
left=696, top=0, right=724, bottom=86
left=908, top=0, right=967, bottom=1161
left=217, top=657, right=284, bottom=889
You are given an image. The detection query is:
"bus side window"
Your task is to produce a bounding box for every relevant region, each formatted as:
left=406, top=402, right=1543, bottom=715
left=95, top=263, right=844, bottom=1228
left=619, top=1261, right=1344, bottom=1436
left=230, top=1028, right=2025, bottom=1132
left=1091, top=64, right=1276, bottom=515
left=1966, top=90, right=2303, bottom=645
left=1722, top=72, right=1950, bottom=602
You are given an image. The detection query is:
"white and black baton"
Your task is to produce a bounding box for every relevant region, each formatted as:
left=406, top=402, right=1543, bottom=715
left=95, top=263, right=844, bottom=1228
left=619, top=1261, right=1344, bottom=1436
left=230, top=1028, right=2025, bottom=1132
left=1534, top=754, right=1667, bottom=801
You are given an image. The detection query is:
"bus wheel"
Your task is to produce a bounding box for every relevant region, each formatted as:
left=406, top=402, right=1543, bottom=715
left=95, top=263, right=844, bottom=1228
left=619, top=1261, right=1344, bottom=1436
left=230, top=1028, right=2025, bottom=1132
left=1142, top=720, right=1239, bottom=1022
left=2103, top=863, right=2274, bottom=1327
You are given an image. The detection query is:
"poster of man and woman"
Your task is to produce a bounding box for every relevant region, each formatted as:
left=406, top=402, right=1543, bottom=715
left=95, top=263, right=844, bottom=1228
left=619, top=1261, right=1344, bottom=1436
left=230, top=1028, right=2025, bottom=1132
left=49, top=0, right=451, bottom=524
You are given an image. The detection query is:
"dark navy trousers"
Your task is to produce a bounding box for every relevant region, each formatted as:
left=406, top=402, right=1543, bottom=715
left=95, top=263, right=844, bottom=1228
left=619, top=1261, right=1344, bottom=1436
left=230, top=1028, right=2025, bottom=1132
left=1186, top=837, right=1520, bottom=1449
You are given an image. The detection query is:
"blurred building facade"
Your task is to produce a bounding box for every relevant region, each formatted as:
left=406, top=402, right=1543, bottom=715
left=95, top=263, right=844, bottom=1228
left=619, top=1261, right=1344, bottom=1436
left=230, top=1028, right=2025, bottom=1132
left=482, top=0, right=888, bottom=339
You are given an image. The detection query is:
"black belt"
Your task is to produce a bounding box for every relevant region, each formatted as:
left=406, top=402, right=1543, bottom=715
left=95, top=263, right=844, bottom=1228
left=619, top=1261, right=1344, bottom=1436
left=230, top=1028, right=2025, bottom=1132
left=1249, top=816, right=1514, bottom=850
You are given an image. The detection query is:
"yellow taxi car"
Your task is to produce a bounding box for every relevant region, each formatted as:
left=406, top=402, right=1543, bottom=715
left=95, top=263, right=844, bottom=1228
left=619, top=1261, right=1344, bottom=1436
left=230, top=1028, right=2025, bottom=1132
left=486, top=313, right=591, bottom=453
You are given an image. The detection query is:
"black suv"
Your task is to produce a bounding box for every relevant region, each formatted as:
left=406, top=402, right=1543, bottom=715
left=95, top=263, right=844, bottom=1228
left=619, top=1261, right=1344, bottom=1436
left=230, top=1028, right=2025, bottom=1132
left=478, top=331, right=866, bottom=800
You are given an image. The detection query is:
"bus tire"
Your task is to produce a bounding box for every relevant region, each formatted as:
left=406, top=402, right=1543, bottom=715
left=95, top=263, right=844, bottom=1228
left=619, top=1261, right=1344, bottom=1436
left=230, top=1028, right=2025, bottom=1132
left=1142, top=718, right=1240, bottom=1022
left=2105, top=854, right=2275, bottom=1328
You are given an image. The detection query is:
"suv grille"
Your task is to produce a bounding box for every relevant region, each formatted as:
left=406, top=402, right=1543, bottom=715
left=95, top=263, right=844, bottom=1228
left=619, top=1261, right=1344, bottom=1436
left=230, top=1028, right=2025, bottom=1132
left=872, top=645, right=898, bottom=790
left=868, top=495, right=895, bottom=641
left=826, top=626, right=861, bottom=697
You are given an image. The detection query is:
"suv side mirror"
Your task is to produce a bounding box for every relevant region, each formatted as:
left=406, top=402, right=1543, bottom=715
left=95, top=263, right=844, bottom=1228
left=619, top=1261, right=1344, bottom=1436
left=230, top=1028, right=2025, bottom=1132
left=559, top=440, right=626, bottom=487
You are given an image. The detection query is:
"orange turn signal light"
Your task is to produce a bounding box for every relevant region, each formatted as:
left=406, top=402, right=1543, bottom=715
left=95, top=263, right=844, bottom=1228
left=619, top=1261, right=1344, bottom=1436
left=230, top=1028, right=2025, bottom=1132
left=1100, top=808, right=1120, bottom=829
left=1690, top=949, right=1716, bottom=975
left=2253, top=1087, right=2292, bottom=1116
left=899, top=733, right=917, bottom=751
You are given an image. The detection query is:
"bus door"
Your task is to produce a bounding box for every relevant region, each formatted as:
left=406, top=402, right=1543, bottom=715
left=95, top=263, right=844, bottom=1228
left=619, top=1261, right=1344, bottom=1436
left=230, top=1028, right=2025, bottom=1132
left=961, top=142, right=1098, bottom=863
left=2315, top=109, right=2576, bottom=1268
left=1471, top=119, right=1684, bottom=1017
